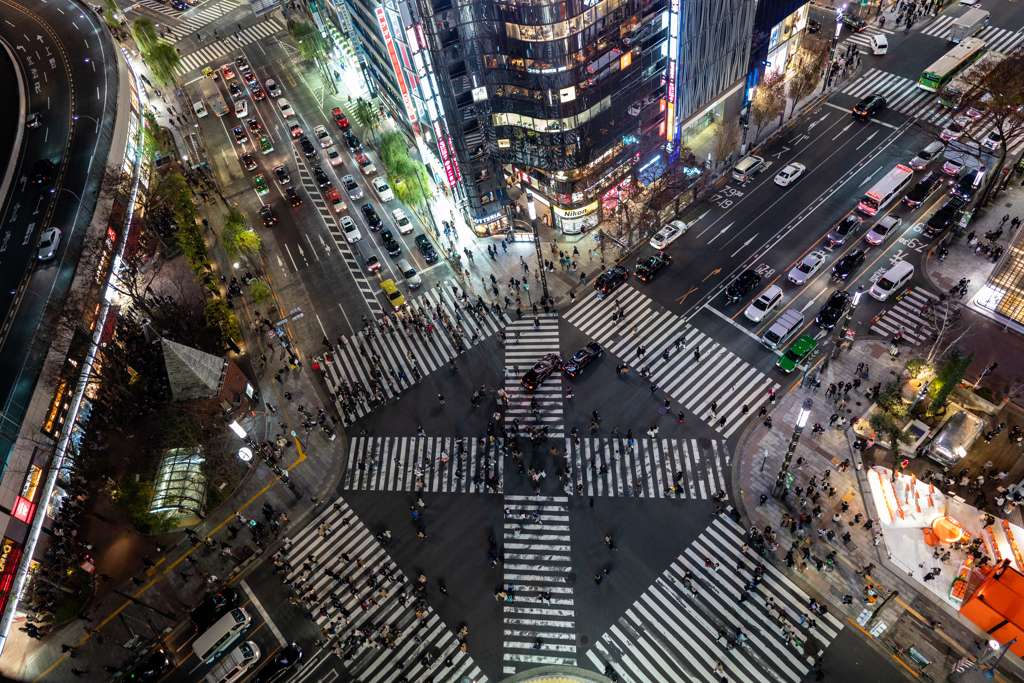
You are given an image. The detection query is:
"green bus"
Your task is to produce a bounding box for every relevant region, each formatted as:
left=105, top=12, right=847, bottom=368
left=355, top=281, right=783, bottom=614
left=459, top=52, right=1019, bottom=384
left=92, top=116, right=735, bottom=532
left=919, top=37, right=985, bottom=92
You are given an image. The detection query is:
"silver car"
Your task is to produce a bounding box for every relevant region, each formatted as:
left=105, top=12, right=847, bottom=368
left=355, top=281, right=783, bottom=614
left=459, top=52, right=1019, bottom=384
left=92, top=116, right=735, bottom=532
left=342, top=175, right=363, bottom=201
left=397, top=258, right=422, bottom=288
left=788, top=250, right=826, bottom=285
left=37, top=227, right=61, bottom=260
left=864, top=215, right=902, bottom=246
left=909, top=141, right=944, bottom=170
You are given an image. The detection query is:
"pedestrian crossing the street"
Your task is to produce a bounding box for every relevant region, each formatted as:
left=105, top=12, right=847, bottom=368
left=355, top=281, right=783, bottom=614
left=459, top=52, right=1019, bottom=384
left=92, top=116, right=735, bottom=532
left=502, top=495, right=576, bottom=676
left=505, top=318, right=565, bottom=438
left=318, top=288, right=509, bottom=422
left=565, top=438, right=729, bottom=499
left=584, top=515, right=845, bottom=683
left=842, top=69, right=953, bottom=126
left=139, top=0, right=246, bottom=36
left=870, top=286, right=951, bottom=346
left=564, top=287, right=778, bottom=439
left=342, top=437, right=504, bottom=493
left=281, top=500, right=489, bottom=683
left=175, top=19, right=285, bottom=74
left=920, top=16, right=1024, bottom=55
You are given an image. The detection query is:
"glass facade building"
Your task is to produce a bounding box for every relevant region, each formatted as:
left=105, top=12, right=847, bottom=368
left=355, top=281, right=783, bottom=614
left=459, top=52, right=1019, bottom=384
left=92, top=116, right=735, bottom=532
left=979, top=229, right=1024, bottom=324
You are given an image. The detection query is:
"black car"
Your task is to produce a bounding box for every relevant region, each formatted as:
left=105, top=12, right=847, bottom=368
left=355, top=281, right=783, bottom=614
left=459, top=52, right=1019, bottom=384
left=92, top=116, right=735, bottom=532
left=236, top=55, right=250, bottom=72
left=313, top=165, right=331, bottom=188
left=852, top=94, right=886, bottom=119
left=241, top=152, right=257, bottom=171
left=415, top=234, right=438, bottom=262
left=831, top=249, right=866, bottom=281
left=299, top=136, right=318, bottom=159
left=189, top=588, right=238, bottom=631
left=169, top=0, right=187, bottom=8
left=826, top=215, right=863, bottom=246
left=724, top=269, right=761, bottom=303
left=593, top=265, right=628, bottom=295
left=924, top=197, right=966, bottom=238
left=562, top=342, right=603, bottom=377
left=362, top=204, right=382, bottom=230
left=228, top=81, right=243, bottom=99
left=840, top=14, right=868, bottom=31
left=247, top=117, right=262, bottom=134
left=274, top=165, right=290, bottom=184
left=903, top=172, right=942, bottom=208
left=815, top=290, right=852, bottom=329
left=344, top=131, right=363, bottom=151
left=122, top=648, right=171, bottom=680
left=260, top=204, right=277, bottom=227
left=31, top=159, right=55, bottom=185
left=251, top=85, right=265, bottom=101
left=521, top=353, right=562, bottom=391
left=634, top=252, right=671, bottom=282
left=287, top=188, right=303, bottom=207
left=950, top=169, right=984, bottom=201
left=232, top=126, right=248, bottom=144
left=380, top=228, right=402, bottom=256
left=253, top=644, right=303, bottom=683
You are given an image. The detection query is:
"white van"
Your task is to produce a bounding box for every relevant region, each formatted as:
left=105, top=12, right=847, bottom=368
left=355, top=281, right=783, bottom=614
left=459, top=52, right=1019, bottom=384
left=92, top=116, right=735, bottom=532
left=206, top=641, right=261, bottom=683
left=870, top=34, right=887, bottom=55
left=761, top=308, right=804, bottom=350
left=193, top=608, right=251, bottom=664
left=869, top=261, right=914, bottom=301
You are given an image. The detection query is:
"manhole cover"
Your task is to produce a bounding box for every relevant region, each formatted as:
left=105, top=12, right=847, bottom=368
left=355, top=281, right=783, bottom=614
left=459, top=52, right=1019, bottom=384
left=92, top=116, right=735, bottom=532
left=567, top=572, right=577, bottom=583
left=580, top=635, right=589, bottom=645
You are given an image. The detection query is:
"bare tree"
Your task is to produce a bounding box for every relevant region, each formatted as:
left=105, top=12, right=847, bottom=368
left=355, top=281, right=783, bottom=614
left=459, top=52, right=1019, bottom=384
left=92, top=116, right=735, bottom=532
left=750, top=71, right=786, bottom=141
left=711, top=120, right=741, bottom=170
left=787, top=40, right=830, bottom=117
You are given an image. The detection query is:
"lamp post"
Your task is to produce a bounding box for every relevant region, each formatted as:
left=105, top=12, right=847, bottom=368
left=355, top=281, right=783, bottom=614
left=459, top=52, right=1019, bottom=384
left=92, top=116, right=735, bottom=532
left=526, top=192, right=549, bottom=300
left=773, top=399, right=813, bottom=498
left=72, top=114, right=100, bottom=134
left=983, top=637, right=1016, bottom=679
left=949, top=638, right=1013, bottom=681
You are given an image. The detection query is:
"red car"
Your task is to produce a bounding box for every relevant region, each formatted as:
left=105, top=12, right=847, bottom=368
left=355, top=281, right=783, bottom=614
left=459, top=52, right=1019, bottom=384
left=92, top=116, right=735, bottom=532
left=331, top=107, right=350, bottom=130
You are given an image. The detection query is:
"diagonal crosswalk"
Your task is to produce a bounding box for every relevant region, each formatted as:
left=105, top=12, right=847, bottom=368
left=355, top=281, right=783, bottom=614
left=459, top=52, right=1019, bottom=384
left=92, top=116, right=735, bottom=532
left=175, top=19, right=285, bottom=74
left=504, top=318, right=565, bottom=438
left=842, top=68, right=952, bottom=126
left=564, top=287, right=778, bottom=438
left=870, top=286, right=953, bottom=346
left=502, top=495, right=576, bottom=676
left=139, top=0, right=248, bottom=36
left=318, top=288, right=509, bottom=422
left=919, top=15, right=1024, bottom=55
left=341, top=437, right=504, bottom=493
left=566, top=437, right=729, bottom=499
left=584, top=515, right=845, bottom=683
left=280, top=500, right=488, bottom=683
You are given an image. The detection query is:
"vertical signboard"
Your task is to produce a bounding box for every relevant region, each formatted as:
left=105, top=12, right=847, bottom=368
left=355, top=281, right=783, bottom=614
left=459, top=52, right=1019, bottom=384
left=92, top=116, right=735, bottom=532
left=666, top=0, right=680, bottom=140
left=376, top=8, right=417, bottom=123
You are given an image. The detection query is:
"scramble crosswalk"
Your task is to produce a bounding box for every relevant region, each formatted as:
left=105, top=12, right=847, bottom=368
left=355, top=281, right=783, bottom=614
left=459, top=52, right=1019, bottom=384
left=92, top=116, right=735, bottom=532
left=565, top=437, right=729, bottom=499
left=584, top=515, right=845, bottom=683
left=505, top=318, right=565, bottom=438
left=139, top=0, right=247, bottom=37
left=341, top=437, right=504, bottom=493
left=281, top=500, right=488, bottom=683
left=920, top=16, right=1024, bottom=55
left=564, top=287, right=778, bottom=439
left=175, top=19, right=285, bottom=74
left=870, top=286, right=952, bottom=346
left=842, top=69, right=953, bottom=126
left=502, top=496, right=576, bottom=676
left=839, top=26, right=893, bottom=51
left=319, top=288, right=509, bottom=421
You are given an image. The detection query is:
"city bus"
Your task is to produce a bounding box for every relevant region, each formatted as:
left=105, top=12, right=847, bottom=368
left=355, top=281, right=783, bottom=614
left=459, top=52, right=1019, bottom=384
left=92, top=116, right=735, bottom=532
left=919, top=37, right=985, bottom=92
left=857, top=164, right=915, bottom=216
left=938, top=50, right=1005, bottom=108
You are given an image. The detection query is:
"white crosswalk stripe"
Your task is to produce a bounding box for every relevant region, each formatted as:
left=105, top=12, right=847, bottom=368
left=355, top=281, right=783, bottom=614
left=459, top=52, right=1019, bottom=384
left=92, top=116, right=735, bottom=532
left=139, top=0, right=247, bottom=35
left=175, top=19, right=285, bottom=74
left=920, top=16, right=1024, bottom=54
left=280, top=501, right=488, bottom=683
left=564, top=288, right=778, bottom=438
left=318, top=288, right=509, bottom=421
left=839, top=26, right=893, bottom=50
left=842, top=68, right=953, bottom=126
left=505, top=318, right=565, bottom=438
left=502, top=495, right=576, bottom=675
left=341, top=437, right=504, bottom=493
left=565, top=437, right=729, bottom=499
left=584, top=515, right=845, bottom=683
left=870, top=286, right=952, bottom=346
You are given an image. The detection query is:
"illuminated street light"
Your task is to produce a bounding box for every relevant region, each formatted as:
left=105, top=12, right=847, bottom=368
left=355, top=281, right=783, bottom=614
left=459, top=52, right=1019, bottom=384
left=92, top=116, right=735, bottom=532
left=773, top=399, right=813, bottom=498
left=237, top=446, right=253, bottom=462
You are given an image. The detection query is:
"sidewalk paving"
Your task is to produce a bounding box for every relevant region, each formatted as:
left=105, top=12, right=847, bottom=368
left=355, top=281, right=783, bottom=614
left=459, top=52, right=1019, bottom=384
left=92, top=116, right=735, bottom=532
left=733, top=338, right=1024, bottom=681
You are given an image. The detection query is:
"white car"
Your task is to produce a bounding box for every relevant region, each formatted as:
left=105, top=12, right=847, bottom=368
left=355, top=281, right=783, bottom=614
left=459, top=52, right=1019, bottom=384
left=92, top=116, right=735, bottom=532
left=277, top=98, right=294, bottom=117
left=325, top=146, right=342, bottom=166
left=265, top=79, right=281, bottom=97
left=774, top=162, right=806, bottom=187
left=788, top=251, right=826, bottom=285
left=940, top=114, right=972, bottom=142
left=372, top=177, right=394, bottom=202
left=981, top=129, right=1003, bottom=152
left=649, top=219, right=687, bottom=249
left=314, top=124, right=332, bottom=148
left=340, top=215, right=360, bottom=243
left=37, top=227, right=61, bottom=261
left=392, top=208, right=412, bottom=234
left=193, top=101, right=208, bottom=118
left=744, top=285, right=783, bottom=323
left=234, top=99, right=247, bottom=117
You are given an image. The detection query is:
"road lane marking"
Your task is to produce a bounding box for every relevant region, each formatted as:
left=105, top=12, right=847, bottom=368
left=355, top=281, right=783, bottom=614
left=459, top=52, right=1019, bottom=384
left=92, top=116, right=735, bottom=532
left=242, top=580, right=287, bottom=646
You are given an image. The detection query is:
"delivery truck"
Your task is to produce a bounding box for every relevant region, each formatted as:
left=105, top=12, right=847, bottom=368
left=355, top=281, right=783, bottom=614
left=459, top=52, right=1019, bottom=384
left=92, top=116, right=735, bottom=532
left=950, top=9, right=989, bottom=43
left=200, top=78, right=229, bottom=117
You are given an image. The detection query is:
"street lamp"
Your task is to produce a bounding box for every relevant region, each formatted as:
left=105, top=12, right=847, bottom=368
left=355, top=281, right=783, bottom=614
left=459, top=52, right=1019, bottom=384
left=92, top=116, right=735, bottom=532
left=983, top=638, right=1016, bottom=679
left=72, top=114, right=100, bottom=133
left=526, top=192, right=550, bottom=301
left=773, top=399, right=813, bottom=498
left=949, top=638, right=1015, bottom=681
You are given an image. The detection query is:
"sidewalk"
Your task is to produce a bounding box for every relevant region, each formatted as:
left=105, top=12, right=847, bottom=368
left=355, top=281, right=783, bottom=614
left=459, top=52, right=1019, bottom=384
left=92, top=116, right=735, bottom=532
left=733, top=338, right=1024, bottom=681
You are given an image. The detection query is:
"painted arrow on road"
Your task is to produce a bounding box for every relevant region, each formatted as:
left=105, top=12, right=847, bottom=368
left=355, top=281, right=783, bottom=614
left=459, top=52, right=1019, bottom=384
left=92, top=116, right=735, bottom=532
left=808, top=113, right=829, bottom=131
left=703, top=269, right=721, bottom=282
